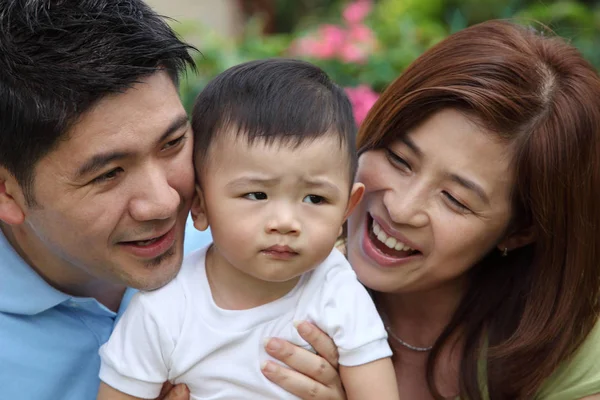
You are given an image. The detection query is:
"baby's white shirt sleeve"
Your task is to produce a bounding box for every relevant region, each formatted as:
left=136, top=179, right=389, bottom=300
left=99, top=285, right=184, bottom=399
left=305, top=250, right=392, bottom=367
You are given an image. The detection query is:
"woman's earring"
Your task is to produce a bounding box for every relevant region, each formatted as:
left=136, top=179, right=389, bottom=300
left=502, top=247, right=508, bottom=257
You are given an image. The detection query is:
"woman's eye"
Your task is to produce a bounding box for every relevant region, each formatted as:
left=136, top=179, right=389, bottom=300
left=244, top=192, right=268, bottom=200
left=91, top=168, right=123, bottom=184
left=303, top=195, right=325, bottom=204
left=163, top=135, right=186, bottom=150
left=385, top=148, right=411, bottom=171
left=442, top=191, right=471, bottom=213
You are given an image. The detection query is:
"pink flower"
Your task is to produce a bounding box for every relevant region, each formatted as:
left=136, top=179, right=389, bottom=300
left=288, top=4, right=377, bottom=63
left=290, top=25, right=347, bottom=60
left=345, top=85, right=379, bottom=125
left=316, top=25, right=347, bottom=58
left=341, top=24, right=377, bottom=63
left=319, top=25, right=347, bottom=48
left=348, top=24, right=375, bottom=43
left=289, top=36, right=319, bottom=58
left=339, top=42, right=368, bottom=63
left=343, top=1, right=372, bottom=25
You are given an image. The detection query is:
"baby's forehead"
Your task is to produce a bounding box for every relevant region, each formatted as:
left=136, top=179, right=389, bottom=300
left=196, top=131, right=352, bottom=187
left=201, top=129, right=350, bottom=165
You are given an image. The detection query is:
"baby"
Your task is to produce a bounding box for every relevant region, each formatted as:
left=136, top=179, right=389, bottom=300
left=98, top=59, right=399, bottom=399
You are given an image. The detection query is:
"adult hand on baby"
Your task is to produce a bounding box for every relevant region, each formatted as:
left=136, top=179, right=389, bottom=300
left=262, top=321, right=346, bottom=400
left=156, top=382, right=189, bottom=400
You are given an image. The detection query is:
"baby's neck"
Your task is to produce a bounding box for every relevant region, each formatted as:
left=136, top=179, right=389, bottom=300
left=205, top=245, right=302, bottom=310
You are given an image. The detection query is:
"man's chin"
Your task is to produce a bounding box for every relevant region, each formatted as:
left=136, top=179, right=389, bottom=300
left=126, top=249, right=183, bottom=291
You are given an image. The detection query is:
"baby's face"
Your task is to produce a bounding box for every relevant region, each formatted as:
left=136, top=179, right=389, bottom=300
left=196, top=132, right=360, bottom=284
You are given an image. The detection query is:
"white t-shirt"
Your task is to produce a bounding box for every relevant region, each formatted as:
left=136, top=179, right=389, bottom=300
left=99, top=244, right=391, bottom=399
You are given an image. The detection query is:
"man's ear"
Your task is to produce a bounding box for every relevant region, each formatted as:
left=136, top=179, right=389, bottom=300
left=190, top=184, right=209, bottom=231
left=343, top=182, right=365, bottom=221
left=0, top=168, right=26, bottom=225
left=497, top=226, right=536, bottom=253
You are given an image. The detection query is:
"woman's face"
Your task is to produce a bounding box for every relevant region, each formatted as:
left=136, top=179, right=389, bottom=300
left=348, top=108, right=515, bottom=293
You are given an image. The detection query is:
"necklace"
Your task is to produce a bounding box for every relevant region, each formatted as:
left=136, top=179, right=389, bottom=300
left=385, top=325, right=434, bottom=352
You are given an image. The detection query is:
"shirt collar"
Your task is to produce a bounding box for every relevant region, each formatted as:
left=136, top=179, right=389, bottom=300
left=0, top=227, right=136, bottom=316
left=0, top=227, right=71, bottom=315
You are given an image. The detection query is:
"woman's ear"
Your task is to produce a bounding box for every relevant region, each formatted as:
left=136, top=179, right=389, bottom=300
left=190, top=184, right=209, bottom=231
left=343, top=182, right=365, bottom=221
left=497, top=226, right=536, bottom=253
left=0, top=169, right=26, bottom=225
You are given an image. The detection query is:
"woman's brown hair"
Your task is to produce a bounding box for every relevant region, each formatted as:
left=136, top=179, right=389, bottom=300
left=358, top=20, right=600, bottom=399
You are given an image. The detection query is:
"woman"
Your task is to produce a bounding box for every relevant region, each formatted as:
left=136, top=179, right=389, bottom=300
left=262, top=20, right=600, bottom=399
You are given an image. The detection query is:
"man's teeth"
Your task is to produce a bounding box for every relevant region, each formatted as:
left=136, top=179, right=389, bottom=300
left=134, top=238, right=159, bottom=246
left=372, top=220, right=414, bottom=252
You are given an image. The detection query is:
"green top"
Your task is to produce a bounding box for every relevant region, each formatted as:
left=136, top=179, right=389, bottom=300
left=476, top=321, right=600, bottom=399
left=534, top=320, right=600, bottom=399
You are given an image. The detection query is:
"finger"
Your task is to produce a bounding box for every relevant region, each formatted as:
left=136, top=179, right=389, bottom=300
left=158, top=382, right=174, bottom=399
left=295, top=321, right=339, bottom=369
left=262, top=360, right=337, bottom=400
left=159, top=384, right=189, bottom=400
left=264, top=337, right=339, bottom=386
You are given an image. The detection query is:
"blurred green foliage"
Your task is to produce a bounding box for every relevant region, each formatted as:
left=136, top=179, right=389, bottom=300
left=177, top=0, right=600, bottom=111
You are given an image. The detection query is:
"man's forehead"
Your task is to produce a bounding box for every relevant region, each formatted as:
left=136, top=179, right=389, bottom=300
left=51, top=72, right=187, bottom=158
left=67, top=71, right=181, bottom=132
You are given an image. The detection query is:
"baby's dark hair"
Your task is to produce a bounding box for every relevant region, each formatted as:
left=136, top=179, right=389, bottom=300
left=192, top=58, right=357, bottom=184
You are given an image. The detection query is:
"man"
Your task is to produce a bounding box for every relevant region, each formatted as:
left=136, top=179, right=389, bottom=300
left=0, top=1, right=342, bottom=399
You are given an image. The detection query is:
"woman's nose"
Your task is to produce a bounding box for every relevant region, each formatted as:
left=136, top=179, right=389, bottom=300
left=382, top=185, right=430, bottom=228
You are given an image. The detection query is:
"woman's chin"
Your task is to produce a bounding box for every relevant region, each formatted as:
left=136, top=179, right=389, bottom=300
left=349, top=247, right=400, bottom=292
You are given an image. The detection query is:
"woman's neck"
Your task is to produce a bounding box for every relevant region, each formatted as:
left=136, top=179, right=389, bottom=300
left=376, top=276, right=468, bottom=348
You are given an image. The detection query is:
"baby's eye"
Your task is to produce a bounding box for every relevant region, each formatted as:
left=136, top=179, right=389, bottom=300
left=303, top=195, right=325, bottom=204
left=244, top=192, right=268, bottom=200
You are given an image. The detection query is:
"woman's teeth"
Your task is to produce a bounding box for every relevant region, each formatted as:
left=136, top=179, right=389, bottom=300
left=372, top=220, right=414, bottom=252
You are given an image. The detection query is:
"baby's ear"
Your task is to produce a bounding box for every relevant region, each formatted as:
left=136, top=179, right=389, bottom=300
left=190, top=184, right=209, bottom=231
left=343, top=182, right=365, bottom=221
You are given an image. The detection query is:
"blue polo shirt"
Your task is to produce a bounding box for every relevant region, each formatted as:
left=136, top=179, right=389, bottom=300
left=0, top=217, right=212, bottom=400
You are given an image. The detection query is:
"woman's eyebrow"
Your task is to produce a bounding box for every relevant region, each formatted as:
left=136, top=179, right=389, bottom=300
left=447, top=173, right=490, bottom=205
left=400, top=136, right=423, bottom=157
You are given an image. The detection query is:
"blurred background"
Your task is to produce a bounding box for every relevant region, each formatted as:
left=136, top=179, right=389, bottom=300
left=148, top=0, right=600, bottom=125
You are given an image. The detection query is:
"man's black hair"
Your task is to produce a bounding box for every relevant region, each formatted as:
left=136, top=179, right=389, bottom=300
left=192, top=58, right=357, bottom=184
left=0, top=0, right=196, bottom=204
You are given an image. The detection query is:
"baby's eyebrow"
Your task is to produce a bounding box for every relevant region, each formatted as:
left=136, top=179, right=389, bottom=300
left=226, top=177, right=280, bottom=189
left=301, top=178, right=341, bottom=195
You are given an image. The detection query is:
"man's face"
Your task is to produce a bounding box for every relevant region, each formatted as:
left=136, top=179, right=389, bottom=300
left=11, top=71, right=194, bottom=291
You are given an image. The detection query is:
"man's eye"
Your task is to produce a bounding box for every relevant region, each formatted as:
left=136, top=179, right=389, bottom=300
left=91, top=168, right=123, bottom=184
left=303, top=195, right=325, bottom=204
left=244, top=192, right=268, bottom=200
left=163, top=135, right=186, bottom=150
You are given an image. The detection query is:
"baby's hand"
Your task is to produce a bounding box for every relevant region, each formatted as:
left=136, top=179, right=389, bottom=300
left=156, top=383, right=189, bottom=400
left=98, top=382, right=189, bottom=400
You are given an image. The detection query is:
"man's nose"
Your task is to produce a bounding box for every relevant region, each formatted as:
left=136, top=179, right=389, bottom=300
left=129, top=166, right=180, bottom=222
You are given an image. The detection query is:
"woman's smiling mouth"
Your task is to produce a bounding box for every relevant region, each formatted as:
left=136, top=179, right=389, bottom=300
left=361, top=214, right=421, bottom=267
